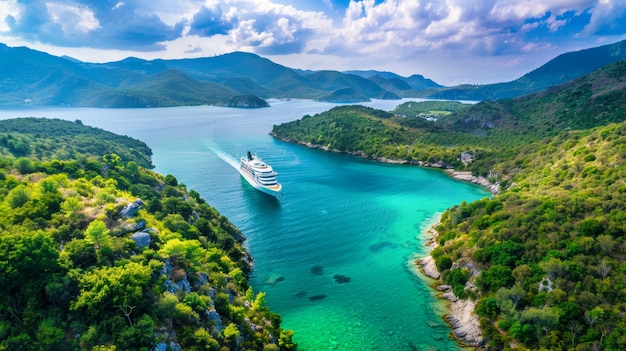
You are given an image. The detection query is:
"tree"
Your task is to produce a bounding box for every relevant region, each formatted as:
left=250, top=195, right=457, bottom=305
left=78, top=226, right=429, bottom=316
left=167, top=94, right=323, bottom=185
left=71, top=262, right=153, bottom=323
left=61, top=196, right=84, bottom=219
left=0, top=231, right=59, bottom=328
left=115, top=314, right=156, bottom=350
left=478, top=264, right=514, bottom=292
left=520, top=307, right=560, bottom=338
left=223, top=323, right=241, bottom=346
left=585, top=307, right=604, bottom=329
left=539, top=257, right=567, bottom=280
left=512, top=264, right=532, bottom=284
left=161, top=238, right=205, bottom=271
left=596, top=235, right=616, bottom=256
left=596, top=258, right=612, bottom=279
left=13, top=157, right=33, bottom=174
left=495, top=284, right=525, bottom=317
left=85, top=219, right=110, bottom=247
left=5, top=184, right=30, bottom=208
left=193, top=328, right=220, bottom=351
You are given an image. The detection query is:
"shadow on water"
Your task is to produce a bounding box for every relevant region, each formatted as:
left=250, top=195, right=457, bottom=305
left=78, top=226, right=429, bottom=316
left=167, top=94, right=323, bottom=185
left=239, top=177, right=282, bottom=208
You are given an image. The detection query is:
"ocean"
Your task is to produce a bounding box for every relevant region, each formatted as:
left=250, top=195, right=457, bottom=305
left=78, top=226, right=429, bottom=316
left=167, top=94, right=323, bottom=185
left=1, top=100, right=489, bottom=350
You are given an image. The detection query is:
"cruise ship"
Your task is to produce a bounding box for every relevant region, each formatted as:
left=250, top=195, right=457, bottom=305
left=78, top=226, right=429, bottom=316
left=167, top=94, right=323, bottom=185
left=239, top=151, right=282, bottom=196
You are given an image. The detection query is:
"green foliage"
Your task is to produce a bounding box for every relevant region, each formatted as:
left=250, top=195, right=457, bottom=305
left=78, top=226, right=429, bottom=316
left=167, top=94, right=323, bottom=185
left=0, top=118, right=292, bottom=350
left=0, top=118, right=153, bottom=169
left=442, top=268, right=471, bottom=298
left=435, top=255, right=452, bottom=271
left=433, top=121, right=626, bottom=349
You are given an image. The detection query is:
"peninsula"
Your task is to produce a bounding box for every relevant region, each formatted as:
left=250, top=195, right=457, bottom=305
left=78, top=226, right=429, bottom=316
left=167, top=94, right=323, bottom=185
left=271, top=59, right=626, bottom=350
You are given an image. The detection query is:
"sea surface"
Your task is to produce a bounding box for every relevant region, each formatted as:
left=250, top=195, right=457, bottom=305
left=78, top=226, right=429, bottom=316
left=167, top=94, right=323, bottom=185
left=1, top=100, right=489, bottom=350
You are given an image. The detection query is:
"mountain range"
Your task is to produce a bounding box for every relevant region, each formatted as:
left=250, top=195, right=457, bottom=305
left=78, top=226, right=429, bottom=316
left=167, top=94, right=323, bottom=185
left=1, top=39, right=626, bottom=108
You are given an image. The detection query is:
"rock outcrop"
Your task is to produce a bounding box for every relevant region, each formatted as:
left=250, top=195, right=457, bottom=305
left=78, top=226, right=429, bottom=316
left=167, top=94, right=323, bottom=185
left=414, top=222, right=484, bottom=347
left=130, top=231, right=151, bottom=249
left=446, top=295, right=483, bottom=347
left=416, top=256, right=440, bottom=279
left=119, top=199, right=143, bottom=217
left=445, top=170, right=500, bottom=194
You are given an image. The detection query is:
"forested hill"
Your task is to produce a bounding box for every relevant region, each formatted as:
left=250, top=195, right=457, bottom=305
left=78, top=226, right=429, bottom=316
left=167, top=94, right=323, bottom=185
left=271, top=60, right=626, bottom=349
left=0, top=118, right=295, bottom=350
left=272, top=59, right=626, bottom=180
left=0, top=118, right=153, bottom=168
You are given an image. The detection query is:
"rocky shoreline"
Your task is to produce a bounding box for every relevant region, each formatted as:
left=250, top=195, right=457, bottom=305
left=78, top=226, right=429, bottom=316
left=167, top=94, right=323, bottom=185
left=444, top=170, right=500, bottom=195
left=415, top=223, right=483, bottom=347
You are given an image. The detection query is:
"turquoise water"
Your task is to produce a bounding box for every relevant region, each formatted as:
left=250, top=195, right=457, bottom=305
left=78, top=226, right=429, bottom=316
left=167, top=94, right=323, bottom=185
left=1, top=101, right=489, bottom=350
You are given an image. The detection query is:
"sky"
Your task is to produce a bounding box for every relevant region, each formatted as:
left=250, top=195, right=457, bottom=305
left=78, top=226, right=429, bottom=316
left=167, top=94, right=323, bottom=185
left=1, top=0, right=626, bottom=86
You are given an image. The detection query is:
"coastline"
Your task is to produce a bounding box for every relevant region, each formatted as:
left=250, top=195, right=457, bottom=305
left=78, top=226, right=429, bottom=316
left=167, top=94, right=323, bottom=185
left=413, top=218, right=483, bottom=348
left=270, top=133, right=500, bottom=195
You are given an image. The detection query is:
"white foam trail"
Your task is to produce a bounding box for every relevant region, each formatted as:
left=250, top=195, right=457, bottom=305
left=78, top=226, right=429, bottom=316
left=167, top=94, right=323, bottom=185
left=205, top=142, right=239, bottom=170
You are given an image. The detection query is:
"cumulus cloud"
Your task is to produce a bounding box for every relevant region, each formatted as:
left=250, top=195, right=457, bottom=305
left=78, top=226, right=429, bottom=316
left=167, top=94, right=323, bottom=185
left=4, top=0, right=185, bottom=50
left=189, top=4, right=235, bottom=36
left=188, top=0, right=331, bottom=55
left=584, top=0, right=626, bottom=35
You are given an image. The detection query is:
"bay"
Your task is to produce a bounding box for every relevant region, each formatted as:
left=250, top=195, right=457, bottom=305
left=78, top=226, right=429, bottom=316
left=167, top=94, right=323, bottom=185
left=0, top=100, right=489, bottom=350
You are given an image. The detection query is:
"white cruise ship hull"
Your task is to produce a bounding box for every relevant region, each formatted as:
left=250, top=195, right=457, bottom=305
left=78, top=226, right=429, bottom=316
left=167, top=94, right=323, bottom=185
left=239, top=151, right=282, bottom=197
left=239, top=169, right=282, bottom=196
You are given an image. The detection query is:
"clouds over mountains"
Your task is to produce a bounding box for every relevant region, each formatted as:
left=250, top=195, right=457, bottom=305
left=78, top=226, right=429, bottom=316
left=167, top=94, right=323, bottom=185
left=4, top=1, right=625, bottom=54
left=1, top=0, right=625, bottom=84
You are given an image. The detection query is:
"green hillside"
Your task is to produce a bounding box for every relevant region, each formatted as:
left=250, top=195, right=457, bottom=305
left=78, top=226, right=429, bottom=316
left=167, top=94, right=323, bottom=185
left=271, top=60, right=626, bottom=350
left=447, top=59, right=626, bottom=135
left=0, top=118, right=153, bottom=168
left=0, top=118, right=295, bottom=350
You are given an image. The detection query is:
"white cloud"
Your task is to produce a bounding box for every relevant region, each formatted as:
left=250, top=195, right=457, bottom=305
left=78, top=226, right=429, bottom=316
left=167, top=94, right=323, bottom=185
left=584, top=0, right=626, bottom=34
left=46, top=3, right=100, bottom=33
left=0, top=1, right=21, bottom=33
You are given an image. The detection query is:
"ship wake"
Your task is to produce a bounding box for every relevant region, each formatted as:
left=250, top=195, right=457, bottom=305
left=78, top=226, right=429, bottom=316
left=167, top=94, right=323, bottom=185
left=205, top=142, right=239, bottom=170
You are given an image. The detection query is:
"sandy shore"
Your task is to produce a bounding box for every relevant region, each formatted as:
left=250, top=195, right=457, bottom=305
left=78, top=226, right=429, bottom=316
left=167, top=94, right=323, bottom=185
left=414, top=222, right=483, bottom=347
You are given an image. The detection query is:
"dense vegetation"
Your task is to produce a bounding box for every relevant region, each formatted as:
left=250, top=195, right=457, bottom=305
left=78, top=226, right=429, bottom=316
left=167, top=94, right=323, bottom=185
left=271, top=102, right=519, bottom=180
left=272, top=60, right=626, bottom=350
left=434, top=122, right=626, bottom=350
left=0, top=118, right=295, bottom=350
left=0, top=118, right=153, bottom=168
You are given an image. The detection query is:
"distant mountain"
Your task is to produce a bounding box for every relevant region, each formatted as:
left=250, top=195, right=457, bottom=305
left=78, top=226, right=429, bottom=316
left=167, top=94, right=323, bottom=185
left=104, top=54, right=401, bottom=101
left=0, top=44, right=405, bottom=107
left=343, top=70, right=443, bottom=90
left=2, top=39, right=626, bottom=107
left=423, top=39, right=626, bottom=100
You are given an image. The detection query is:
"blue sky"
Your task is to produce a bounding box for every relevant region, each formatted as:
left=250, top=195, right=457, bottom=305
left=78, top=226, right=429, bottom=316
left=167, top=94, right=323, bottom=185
left=1, top=0, right=626, bottom=85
